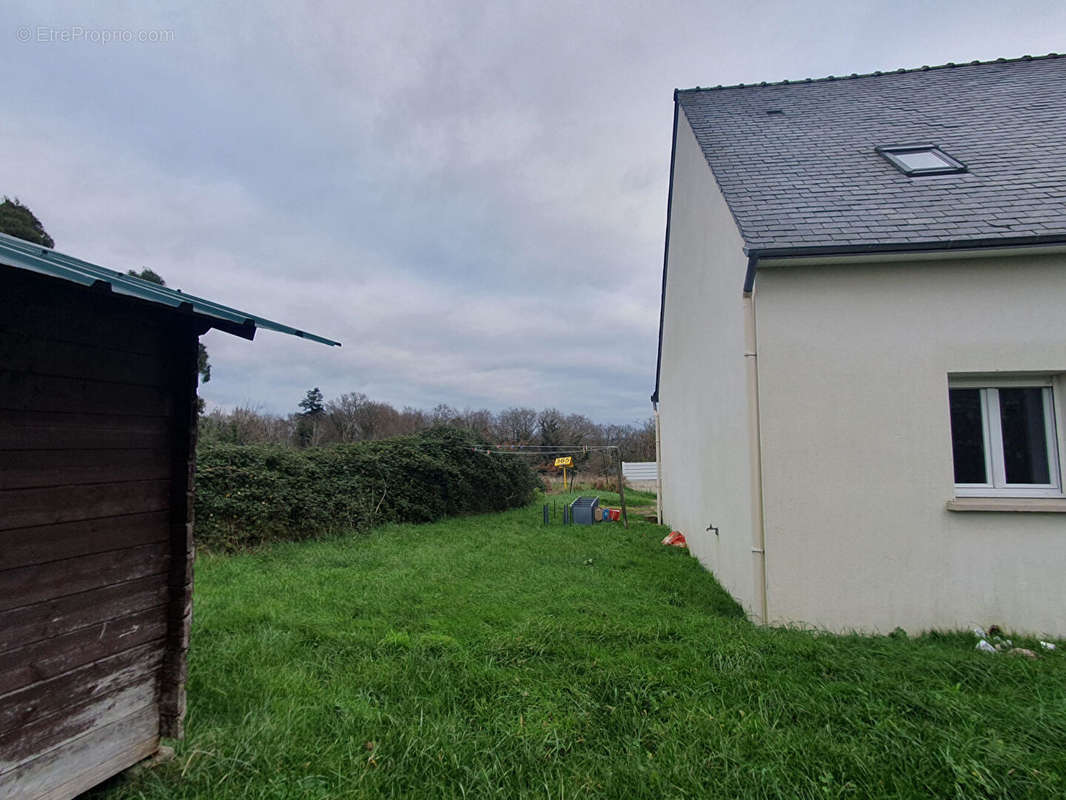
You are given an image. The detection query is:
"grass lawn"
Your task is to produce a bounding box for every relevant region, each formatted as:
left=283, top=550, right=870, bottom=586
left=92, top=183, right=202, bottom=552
left=91, top=492, right=1066, bottom=799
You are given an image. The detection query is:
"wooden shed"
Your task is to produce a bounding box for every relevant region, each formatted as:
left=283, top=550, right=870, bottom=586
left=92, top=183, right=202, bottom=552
left=0, top=232, right=338, bottom=799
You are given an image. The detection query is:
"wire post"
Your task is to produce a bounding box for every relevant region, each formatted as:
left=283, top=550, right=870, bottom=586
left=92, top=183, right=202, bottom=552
left=615, top=448, right=629, bottom=528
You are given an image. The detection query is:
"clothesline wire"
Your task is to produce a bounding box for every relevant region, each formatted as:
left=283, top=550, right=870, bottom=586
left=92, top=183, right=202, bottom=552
left=474, top=445, right=620, bottom=450
left=473, top=446, right=621, bottom=455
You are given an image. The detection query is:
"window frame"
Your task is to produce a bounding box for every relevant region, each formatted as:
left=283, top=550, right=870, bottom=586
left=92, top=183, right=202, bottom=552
left=876, top=144, right=967, bottom=176
left=950, top=378, right=1063, bottom=498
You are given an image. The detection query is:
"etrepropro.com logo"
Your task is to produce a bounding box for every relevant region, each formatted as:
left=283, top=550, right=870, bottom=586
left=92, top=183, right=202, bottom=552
left=16, top=25, right=175, bottom=44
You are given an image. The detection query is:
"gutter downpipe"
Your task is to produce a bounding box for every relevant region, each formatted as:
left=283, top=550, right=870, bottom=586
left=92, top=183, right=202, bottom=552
left=651, top=94, right=680, bottom=530
left=743, top=255, right=768, bottom=625
left=651, top=94, right=680, bottom=408
left=654, top=404, right=663, bottom=525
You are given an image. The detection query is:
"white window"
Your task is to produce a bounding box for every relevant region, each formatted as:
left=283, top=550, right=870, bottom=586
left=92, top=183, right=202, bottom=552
left=949, top=380, right=1062, bottom=497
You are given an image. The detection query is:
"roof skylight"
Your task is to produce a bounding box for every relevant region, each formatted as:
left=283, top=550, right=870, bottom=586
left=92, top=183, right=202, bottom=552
left=876, top=144, right=967, bottom=176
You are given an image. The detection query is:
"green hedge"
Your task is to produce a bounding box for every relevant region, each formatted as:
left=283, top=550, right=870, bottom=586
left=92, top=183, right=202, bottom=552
left=194, top=427, right=539, bottom=550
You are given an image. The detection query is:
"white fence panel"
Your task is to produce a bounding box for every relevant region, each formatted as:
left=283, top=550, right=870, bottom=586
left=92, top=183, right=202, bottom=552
left=622, top=461, right=658, bottom=481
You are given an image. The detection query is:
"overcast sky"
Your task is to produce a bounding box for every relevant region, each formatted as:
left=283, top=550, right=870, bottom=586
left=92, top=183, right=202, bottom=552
left=3, top=1, right=1064, bottom=422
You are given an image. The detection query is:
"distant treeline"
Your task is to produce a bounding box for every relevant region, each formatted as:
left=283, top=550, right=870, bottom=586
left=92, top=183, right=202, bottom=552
left=199, top=392, right=655, bottom=475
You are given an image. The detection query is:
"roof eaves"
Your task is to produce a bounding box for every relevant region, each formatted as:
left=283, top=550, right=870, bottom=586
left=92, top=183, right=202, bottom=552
left=0, top=232, right=341, bottom=347
left=742, top=233, right=1066, bottom=292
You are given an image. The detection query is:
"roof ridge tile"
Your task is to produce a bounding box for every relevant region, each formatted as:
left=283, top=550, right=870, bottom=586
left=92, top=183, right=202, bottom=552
left=676, top=52, right=1061, bottom=94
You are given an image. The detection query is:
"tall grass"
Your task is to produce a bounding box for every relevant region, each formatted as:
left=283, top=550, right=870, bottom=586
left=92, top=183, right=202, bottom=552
left=92, top=494, right=1066, bottom=799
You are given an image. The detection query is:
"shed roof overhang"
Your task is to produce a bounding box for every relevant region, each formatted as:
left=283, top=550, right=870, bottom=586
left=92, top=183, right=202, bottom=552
left=0, top=232, right=341, bottom=347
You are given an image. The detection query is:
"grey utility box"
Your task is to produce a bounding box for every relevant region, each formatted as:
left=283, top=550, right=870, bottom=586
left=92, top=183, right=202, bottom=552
left=570, top=496, right=601, bottom=525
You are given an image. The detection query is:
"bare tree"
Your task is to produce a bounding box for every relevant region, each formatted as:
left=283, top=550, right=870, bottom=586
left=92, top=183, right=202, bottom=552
left=562, top=413, right=598, bottom=445
left=362, top=401, right=403, bottom=439
left=324, top=392, right=368, bottom=442
left=458, top=408, right=495, bottom=438
left=199, top=405, right=294, bottom=444
left=537, top=408, right=564, bottom=447
left=398, top=406, right=428, bottom=435
left=496, top=407, right=537, bottom=443
left=429, top=403, right=459, bottom=426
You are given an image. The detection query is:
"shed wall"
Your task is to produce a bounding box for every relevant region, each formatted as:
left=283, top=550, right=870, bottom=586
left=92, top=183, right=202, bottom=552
left=0, top=266, right=196, bottom=799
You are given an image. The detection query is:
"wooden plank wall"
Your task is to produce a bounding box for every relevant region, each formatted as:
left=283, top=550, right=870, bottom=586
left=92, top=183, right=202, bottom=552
left=0, top=266, right=198, bottom=799
left=160, top=314, right=198, bottom=739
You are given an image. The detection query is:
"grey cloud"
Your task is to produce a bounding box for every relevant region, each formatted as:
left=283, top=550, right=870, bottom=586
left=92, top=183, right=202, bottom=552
left=4, top=0, right=1065, bottom=422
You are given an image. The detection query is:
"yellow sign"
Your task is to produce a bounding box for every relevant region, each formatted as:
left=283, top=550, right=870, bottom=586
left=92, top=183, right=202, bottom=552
left=554, top=456, right=573, bottom=467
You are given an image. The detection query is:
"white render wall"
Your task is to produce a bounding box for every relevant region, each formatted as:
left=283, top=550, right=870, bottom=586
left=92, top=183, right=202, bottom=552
left=657, top=110, right=759, bottom=617
left=755, top=253, right=1066, bottom=636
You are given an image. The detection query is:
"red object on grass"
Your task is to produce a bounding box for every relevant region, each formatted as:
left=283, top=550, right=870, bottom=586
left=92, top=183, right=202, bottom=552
left=608, top=508, right=621, bottom=522
left=661, top=531, right=687, bottom=548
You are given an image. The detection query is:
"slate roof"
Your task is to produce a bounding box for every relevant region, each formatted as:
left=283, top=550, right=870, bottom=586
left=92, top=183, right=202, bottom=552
left=676, top=54, right=1066, bottom=254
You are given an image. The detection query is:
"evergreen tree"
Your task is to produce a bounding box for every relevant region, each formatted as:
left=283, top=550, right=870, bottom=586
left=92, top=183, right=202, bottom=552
left=299, top=387, right=325, bottom=416
left=296, top=387, right=326, bottom=446
left=0, top=197, right=54, bottom=247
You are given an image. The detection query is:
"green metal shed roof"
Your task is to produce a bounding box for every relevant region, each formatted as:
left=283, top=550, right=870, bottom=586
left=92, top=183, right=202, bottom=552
left=0, top=232, right=340, bottom=346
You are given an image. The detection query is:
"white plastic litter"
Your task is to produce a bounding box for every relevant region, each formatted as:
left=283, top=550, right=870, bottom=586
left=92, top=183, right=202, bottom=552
left=1040, top=641, right=1057, bottom=651
left=975, top=639, right=997, bottom=654
left=972, top=626, right=986, bottom=639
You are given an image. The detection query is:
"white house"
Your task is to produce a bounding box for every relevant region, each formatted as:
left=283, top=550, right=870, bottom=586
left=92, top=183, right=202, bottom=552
left=652, top=54, right=1066, bottom=636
